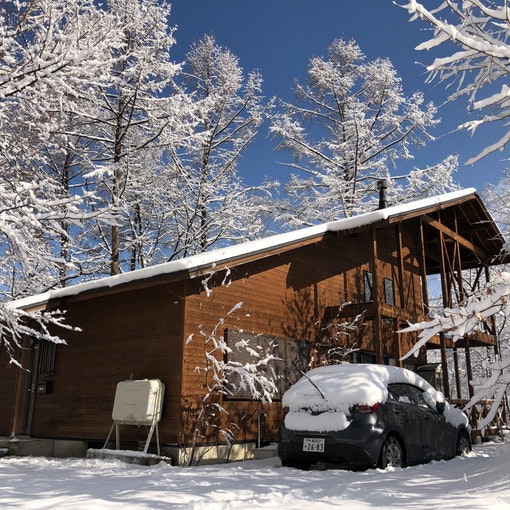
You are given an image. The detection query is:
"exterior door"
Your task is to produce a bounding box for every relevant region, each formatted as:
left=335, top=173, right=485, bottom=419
left=11, top=337, right=40, bottom=436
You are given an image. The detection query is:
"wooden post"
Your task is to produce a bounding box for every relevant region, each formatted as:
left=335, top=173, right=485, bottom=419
left=453, top=214, right=466, bottom=400
left=371, top=228, right=384, bottom=364
left=453, top=347, right=462, bottom=399
left=438, top=228, right=451, bottom=399
left=418, top=219, right=430, bottom=317
left=395, top=224, right=406, bottom=366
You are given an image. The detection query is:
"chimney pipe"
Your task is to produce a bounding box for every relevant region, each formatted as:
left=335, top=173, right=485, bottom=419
left=377, top=179, right=389, bottom=209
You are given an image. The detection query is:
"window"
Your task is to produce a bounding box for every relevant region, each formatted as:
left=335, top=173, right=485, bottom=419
left=37, top=339, right=57, bottom=376
left=388, top=384, right=412, bottom=404
left=384, top=277, right=395, bottom=306
left=353, top=351, right=377, bottom=364
left=224, top=330, right=311, bottom=400
left=405, top=385, right=429, bottom=408
left=388, top=383, right=429, bottom=408
left=363, top=270, right=373, bottom=302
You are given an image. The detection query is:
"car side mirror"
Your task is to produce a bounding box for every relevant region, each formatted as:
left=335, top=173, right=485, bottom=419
left=436, top=401, right=445, bottom=414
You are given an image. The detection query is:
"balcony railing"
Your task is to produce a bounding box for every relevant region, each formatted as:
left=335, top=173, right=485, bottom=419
left=449, top=398, right=508, bottom=440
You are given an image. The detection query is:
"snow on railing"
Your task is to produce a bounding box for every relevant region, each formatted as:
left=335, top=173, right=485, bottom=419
left=450, top=399, right=508, bottom=440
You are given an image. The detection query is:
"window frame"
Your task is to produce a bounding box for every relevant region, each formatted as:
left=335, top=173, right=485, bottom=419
left=363, top=270, right=373, bottom=302
left=384, top=277, right=395, bottom=306
left=223, top=330, right=310, bottom=401
left=37, top=339, right=57, bottom=377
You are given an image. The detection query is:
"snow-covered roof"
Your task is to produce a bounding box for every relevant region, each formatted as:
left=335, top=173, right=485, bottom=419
left=11, top=188, right=478, bottom=311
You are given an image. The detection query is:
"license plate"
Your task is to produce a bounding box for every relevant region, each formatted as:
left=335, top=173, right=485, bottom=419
left=302, top=437, right=325, bottom=452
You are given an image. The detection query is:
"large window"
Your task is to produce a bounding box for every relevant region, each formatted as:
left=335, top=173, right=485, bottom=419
left=225, top=330, right=310, bottom=400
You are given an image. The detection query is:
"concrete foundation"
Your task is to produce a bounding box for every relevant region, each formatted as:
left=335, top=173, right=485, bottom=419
left=160, top=442, right=279, bottom=466
left=252, top=443, right=278, bottom=460
left=0, top=437, right=278, bottom=466
left=86, top=448, right=172, bottom=466
left=0, top=437, right=87, bottom=458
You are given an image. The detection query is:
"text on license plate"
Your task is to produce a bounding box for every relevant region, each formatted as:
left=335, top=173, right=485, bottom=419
left=303, top=437, right=325, bottom=452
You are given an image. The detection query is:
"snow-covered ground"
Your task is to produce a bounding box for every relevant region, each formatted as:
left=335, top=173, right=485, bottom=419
left=0, top=441, right=509, bottom=509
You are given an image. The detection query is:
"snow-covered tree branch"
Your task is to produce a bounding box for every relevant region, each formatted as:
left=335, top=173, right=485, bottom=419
left=401, top=272, right=510, bottom=359
left=269, top=38, right=444, bottom=225
left=401, top=0, right=510, bottom=163
left=468, top=357, right=510, bottom=431
left=400, top=271, right=510, bottom=429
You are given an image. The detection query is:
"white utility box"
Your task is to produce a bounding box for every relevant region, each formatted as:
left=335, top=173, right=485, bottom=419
left=112, top=379, right=164, bottom=426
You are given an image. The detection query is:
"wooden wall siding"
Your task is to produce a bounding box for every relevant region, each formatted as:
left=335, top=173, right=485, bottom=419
left=373, top=225, right=423, bottom=318
left=179, top=229, right=426, bottom=443
left=28, top=282, right=186, bottom=444
left=4, top=221, right=428, bottom=446
left=0, top=354, right=18, bottom=436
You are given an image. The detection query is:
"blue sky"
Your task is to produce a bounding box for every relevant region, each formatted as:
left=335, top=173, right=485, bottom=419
left=169, top=0, right=507, bottom=194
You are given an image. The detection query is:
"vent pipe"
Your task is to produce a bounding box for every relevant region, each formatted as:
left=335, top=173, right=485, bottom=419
left=377, top=179, right=389, bottom=209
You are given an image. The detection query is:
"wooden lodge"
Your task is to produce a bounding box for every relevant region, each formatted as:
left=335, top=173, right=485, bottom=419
left=0, top=188, right=506, bottom=463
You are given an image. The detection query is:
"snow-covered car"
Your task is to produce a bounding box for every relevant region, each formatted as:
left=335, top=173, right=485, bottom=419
left=278, top=364, right=471, bottom=470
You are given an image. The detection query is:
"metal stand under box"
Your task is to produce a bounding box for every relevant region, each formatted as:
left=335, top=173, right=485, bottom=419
left=102, top=379, right=165, bottom=455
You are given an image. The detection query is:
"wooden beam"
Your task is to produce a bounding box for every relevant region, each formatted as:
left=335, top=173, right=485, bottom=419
left=418, top=219, right=430, bottom=314
left=421, top=214, right=487, bottom=260
left=438, top=229, right=451, bottom=399
left=370, top=228, right=384, bottom=365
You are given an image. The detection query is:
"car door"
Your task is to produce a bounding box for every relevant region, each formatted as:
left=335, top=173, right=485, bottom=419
left=386, top=384, right=428, bottom=465
left=387, top=383, right=439, bottom=464
left=404, top=384, right=445, bottom=461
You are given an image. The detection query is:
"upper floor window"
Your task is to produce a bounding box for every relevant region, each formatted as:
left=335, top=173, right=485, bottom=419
left=384, top=277, right=395, bottom=306
left=363, top=270, right=373, bottom=302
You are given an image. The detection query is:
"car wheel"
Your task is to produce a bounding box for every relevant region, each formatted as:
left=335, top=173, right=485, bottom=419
left=379, top=436, right=405, bottom=469
left=456, top=431, right=471, bottom=456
